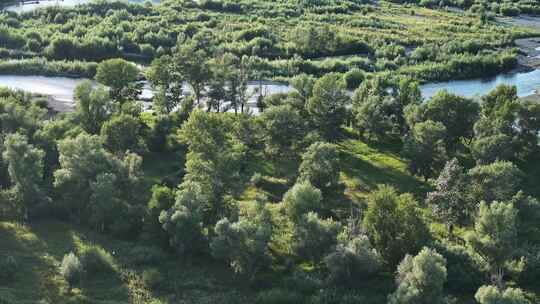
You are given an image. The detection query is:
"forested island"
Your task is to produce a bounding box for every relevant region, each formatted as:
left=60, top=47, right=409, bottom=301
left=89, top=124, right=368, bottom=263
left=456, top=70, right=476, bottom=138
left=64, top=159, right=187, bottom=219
left=1, top=0, right=540, bottom=303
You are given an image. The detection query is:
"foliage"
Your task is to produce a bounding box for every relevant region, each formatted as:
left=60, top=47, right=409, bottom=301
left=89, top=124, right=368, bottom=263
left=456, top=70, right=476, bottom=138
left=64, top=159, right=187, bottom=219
left=402, top=120, right=448, bottom=179
left=306, top=73, right=349, bottom=140
left=74, top=81, right=112, bottom=135
left=426, top=158, right=473, bottom=232
left=79, top=245, right=116, bottom=275
left=100, top=114, right=146, bottom=154
left=60, top=252, right=83, bottom=289
left=2, top=133, right=49, bottom=216
left=159, top=182, right=207, bottom=255
left=468, top=161, right=522, bottom=203
left=255, top=288, right=306, bottom=304
left=298, top=142, right=341, bottom=192
left=128, top=245, right=167, bottom=266
left=324, top=234, right=381, bottom=284
left=388, top=247, right=447, bottom=304
left=475, top=285, right=530, bottom=304
left=292, top=211, right=341, bottom=263
left=260, top=104, right=305, bottom=160
left=466, top=201, right=523, bottom=289
left=210, top=195, right=273, bottom=278
left=282, top=181, right=323, bottom=221
left=142, top=268, right=164, bottom=289
left=95, top=58, right=139, bottom=102
left=363, top=185, right=429, bottom=268
left=0, top=255, right=18, bottom=282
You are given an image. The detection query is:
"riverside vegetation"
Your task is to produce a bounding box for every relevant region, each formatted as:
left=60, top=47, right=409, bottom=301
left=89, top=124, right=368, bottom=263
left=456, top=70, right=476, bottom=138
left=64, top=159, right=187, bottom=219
left=1, top=0, right=540, bottom=304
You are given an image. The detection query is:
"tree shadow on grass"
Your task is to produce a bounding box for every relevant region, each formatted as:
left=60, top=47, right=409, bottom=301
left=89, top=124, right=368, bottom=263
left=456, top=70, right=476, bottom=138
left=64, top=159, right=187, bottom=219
left=27, top=221, right=131, bottom=303
left=0, top=221, right=66, bottom=303
left=338, top=141, right=431, bottom=199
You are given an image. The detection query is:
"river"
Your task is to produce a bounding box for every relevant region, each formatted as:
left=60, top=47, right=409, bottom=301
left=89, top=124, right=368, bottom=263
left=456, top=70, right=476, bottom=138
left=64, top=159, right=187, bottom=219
left=4, top=0, right=159, bottom=13
left=0, top=69, right=539, bottom=112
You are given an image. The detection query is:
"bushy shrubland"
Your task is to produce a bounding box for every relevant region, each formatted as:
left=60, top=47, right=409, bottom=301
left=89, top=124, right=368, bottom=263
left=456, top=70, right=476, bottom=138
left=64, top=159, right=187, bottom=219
left=79, top=246, right=115, bottom=275
left=142, top=268, right=164, bottom=289
left=60, top=252, right=83, bottom=289
left=0, top=255, right=18, bottom=281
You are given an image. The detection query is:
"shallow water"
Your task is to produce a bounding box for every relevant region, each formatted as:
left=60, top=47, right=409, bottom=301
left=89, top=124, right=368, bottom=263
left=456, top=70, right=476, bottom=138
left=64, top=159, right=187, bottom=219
left=419, top=69, right=540, bottom=99
left=5, top=0, right=158, bottom=13
left=0, top=69, right=538, bottom=111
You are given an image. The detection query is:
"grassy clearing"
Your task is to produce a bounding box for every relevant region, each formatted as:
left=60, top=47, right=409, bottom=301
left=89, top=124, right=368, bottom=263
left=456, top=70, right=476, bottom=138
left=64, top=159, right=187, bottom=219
left=338, top=138, right=430, bottom=202
left=0, top=220, right=255, bottom=304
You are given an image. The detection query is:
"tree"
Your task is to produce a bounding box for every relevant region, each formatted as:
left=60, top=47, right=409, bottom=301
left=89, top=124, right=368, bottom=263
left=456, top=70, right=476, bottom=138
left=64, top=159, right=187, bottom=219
left=511, top=191, right=540, bottom=243
left=293, top=212, right=341, bottom=263
left=159, top=181, right=207, bottom=255
left=207, top=57, right=227, bottom=113
left=0, top=97, right=47, bottom=136
left=282, top=181, right=323, bottom=221
left=54, top=133, right=143, bottom=226
left=298, top=142, right=340, bottom=192
left=290, top=73, right=316, bottom=103
left=144, top=185, right=176, bottom=245
left=324, top=233, right=381, bottom=284
left=516, top=99, right=540, bottom=157
left=100, top=114, right=146, bottom=154
left=388, top=247, right=447, bottom=304
left=471, top=133, right=514, bottom=165
left=60, top=252, right=83, bottom=291
left=146, top=55, right=184, bottom=114
left=222, top=54, right=250, bottom=114
left=175, top=43, right=210, bottom=104
left=426, top=158, right=473, bottom=235
left=466, top=201, right=523, bottom=289
left=88, top=173, right=121, bottom=232
left=179, top=110, right=246, bottom=211
left=210, top=195, right=273, bottom=279
left=354, top=95, right=398, bottom=139
left=402, top=120, right=448, bottom=180
left=468, top=161, right=522, bottom=203
left=475, top=285, right=530, bottom=304
left=74, top=81, right=112, bottom=134
left=423, top=90, right=479, bottom=149
left=396, top=76, right=422, bottom=108
left=95, top=58, right=139, bottom=102
left=343, top=68, right=365, bottom=90
left=3, top=133, right=49, bottom=217
left=480, top=85, right=518, bottom=122
left=260, top=105, right=304, bottom=160
left=306, top=73, right=349, bottom=140
left=363, top=185, right=429, bottom=268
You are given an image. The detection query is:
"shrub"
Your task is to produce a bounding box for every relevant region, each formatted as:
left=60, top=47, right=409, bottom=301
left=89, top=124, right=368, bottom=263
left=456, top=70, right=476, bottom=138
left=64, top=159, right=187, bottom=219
left=293, top=212, right=341, bottom=262
left=129, top=245, right=166, bottom=266
left=80, top=246, right=115, bottom=275
left=281, top=269, right=323, bottom=295
left=343, top=68, right=365, bottom=90
left=310, top=288, right=374, bottom=304
left=0, top=288, right=16, bottom=304
left=433, top=242, right=483, bottom=293
left=60, top=252, right=83, bottom=288
left=250, top=172, right=263, bottom=187
left=324, top=235, right=381, bottom=284
left=255, top=288, right=306, bottom=304
left=140, top=44, right=156, bottom=57
left=142, top=268, right=164, bottom=289
left=0, top=255, right=18, bottom=281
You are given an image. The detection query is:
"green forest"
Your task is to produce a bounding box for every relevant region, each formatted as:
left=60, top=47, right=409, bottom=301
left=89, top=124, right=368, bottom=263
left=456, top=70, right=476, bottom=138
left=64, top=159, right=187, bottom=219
left=1, top=0, right=540, bottom=303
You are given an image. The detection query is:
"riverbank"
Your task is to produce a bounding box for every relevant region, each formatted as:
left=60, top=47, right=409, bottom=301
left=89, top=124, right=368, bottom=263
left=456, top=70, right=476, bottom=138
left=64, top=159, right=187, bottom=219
left=498, top=15, right=540, bottom=71
left=0, top=58, right=97, bottom=78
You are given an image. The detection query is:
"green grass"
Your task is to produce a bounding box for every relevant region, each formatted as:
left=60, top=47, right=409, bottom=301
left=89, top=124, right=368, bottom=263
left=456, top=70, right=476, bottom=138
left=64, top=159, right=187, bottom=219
left=0, top=220, right=254, bottom=304
left=338, top=138, right=431, bottom=202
